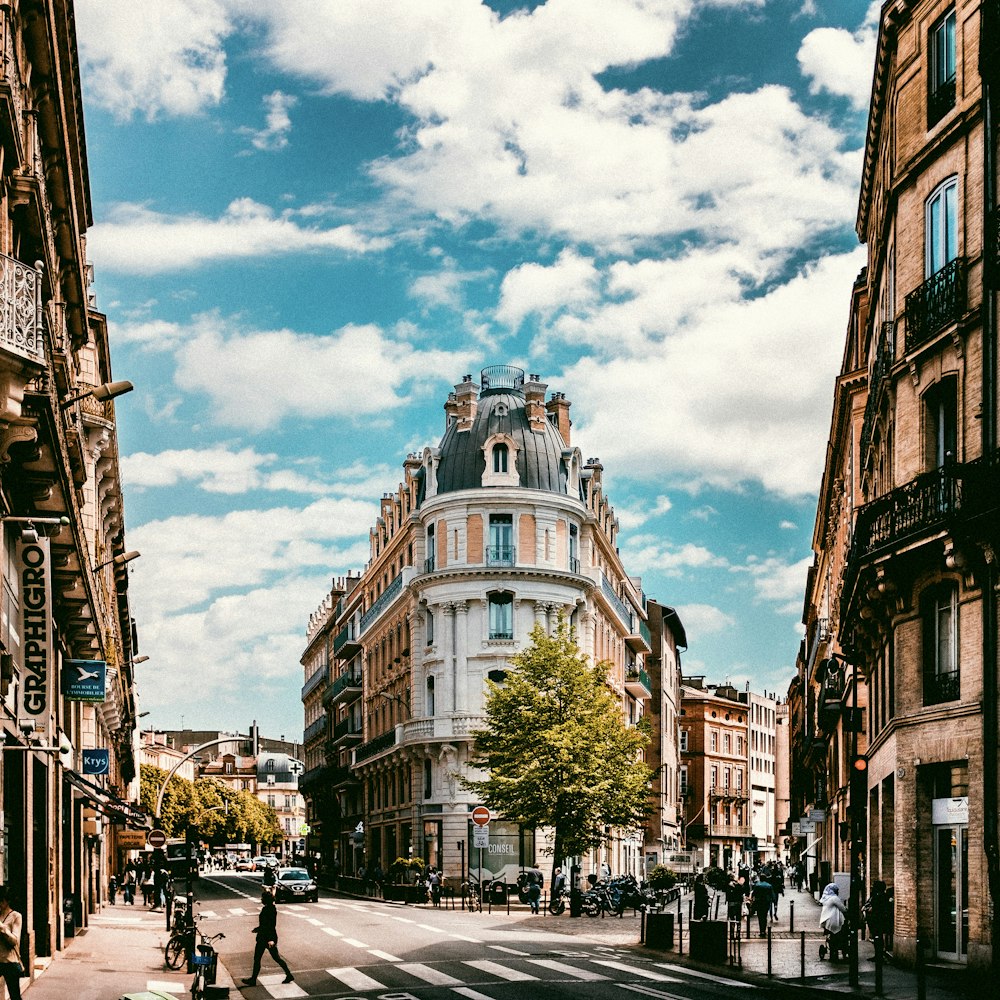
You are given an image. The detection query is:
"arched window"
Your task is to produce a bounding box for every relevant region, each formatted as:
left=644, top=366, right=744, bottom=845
left=493, top=442, right=509, bottom=473
left=926, top=178, right=958, bottom=277
left=488, top=592, right=514, bottom=640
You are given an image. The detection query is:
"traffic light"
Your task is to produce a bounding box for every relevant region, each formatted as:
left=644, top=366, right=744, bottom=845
left=852, top=754, right=868, bottom=775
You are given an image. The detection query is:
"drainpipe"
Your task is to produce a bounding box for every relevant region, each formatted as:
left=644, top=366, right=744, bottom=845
left=979, top=5, right=999, bottom=972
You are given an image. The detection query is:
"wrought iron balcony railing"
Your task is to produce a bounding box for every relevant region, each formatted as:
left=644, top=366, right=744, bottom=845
left=354, top=728, right=397, bottom=764
left=601, top=574, right=634, bottom=628
left=905, top=258, right=966, bottom=352
left=927, top=76, right=956, bottom=127
left=924, top=669, right=960, bottom=705
left=0, top=253, right=43, bottom=366
left=323, top=669, right=363, bottom=705
left=359, top=572, right=404, bottom=634
left=860, top=321, right=896, bottom=460
left=304, top=716, right=328, bottom=744
left=301, top=664, right=329, bottom=701
left=486, top=545, right=515, bottom=566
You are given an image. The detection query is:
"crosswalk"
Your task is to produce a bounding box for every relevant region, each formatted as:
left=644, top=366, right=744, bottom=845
left=237, top=948, right=759, bottom=998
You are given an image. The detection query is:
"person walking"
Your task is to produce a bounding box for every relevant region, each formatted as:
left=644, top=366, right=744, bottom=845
left=527, top=872, right=541, bottom=914
left=818, top=882, right=848, bottom=960
left=428, top=869, right=442, bottom=908
left=121, top=866, right=136, bottom=905
left=692, top=874, right=709, bottom=920
left=750, top=877, right=772, bottom=936
left=863, top=880, right=892, bottom=953
left=726, top=877, right=744, bottom=921
left=242, top=892, right=294, bottom=987
left=108, top=874, right=118, bottom=906
left=0, top=885, right=24, bottom=1000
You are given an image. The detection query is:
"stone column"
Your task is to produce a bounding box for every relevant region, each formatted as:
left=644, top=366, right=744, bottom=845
left=454, top=601, right=469, bottom=714
left=443, top=603, right=457, bottom=713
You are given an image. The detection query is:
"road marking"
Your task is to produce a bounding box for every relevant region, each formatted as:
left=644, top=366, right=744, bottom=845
left=198, top=910, right=218, bottom=919
left=327, top=967, right=386, bottom=991
left=391, top=915, right=415, bottom=923
left=488, top=945, right=530, bottom=956
left=257, top=972, right=307, bottom=998
left=146, top=981, right=186, bottom=992
left=653, top=963, right=758, bottom=988
left=306, top=917, right=324, bottom=926
left=229, top=907, right=249, bottom=916
left=615, top=985, right=688, bottom=1000
left=417, top=923, right=447, bottom=934
left=343, top=937, right=370, bottom=948
left=321, top=927, right=342, bottom=937
left=398, top=963, right=464, bottom=986
left=591, top=960, right=682, bottom=981
left=316, top=903, right=337, bottom=909
left=526, top=959, right=609, bottom=981
left=462, top=960, right=538, bottom=981
left=448, top=933, right=483, bottom=943
left=369, top=949, right=402, bottom=962
left=452, top=989, right=497, bottom=1000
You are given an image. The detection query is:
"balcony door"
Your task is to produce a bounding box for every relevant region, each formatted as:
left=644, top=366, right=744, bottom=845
left=926, top=179, right=957, bottom=278
left=488, top=514, right=513, bottom=565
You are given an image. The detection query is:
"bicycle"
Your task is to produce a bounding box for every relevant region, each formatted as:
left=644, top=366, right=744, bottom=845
left=164, top=900, right=193, bottom=970
left=190, top=926, right=225, bottom=999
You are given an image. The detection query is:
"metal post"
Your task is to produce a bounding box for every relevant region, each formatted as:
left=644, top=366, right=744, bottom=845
left=916, top=938, right=926, bottom=1000
left=789, top=899, right=794, bottom=933
left=875, top=936, right=884, bottom=996
left=678, top=911, right=684, bottom=955
left=800, top=931, right=806, bottom=979
left=767, top=925, right=773, bottom=978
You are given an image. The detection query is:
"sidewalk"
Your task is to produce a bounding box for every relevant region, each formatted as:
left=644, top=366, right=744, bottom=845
left=22, top=906, right=236, bottom=1000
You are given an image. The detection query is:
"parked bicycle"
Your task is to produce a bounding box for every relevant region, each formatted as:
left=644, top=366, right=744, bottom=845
left=190, top=926, right=225, bottom=1000
left=163, top=898, right=193, bottom=970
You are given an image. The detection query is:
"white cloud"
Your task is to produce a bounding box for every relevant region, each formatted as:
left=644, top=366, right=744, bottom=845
left=779, top=519, right=798, bottom=530
left=88, top=200, right=389, bottom=274
left=242, top=90, right=297, bottom=151
left=675, top=603, right=736, bottom=636
left=76, top=0, right=232, bottom=120
left=734, top=554, right=812, bottom=611
left=497, top=250, right=601, bottom=328
left=561, top=247, right=866, bottom=497
left=168, top=314, right=477, bottom=430
left=689, top=506, right=719, bottom=521
left=619, top=538, right=729, bottom=576
left=797, top=1, right=880, bottom=110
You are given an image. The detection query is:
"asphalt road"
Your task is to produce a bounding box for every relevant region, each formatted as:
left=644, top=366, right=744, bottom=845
left=192, top=872, right=763, bottom=1000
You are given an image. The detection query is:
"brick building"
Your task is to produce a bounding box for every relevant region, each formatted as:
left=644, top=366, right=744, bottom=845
left=792, top=0, right=1000, bottom=970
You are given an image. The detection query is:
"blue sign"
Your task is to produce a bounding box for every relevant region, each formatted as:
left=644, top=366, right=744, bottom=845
left=82, top=749, right=110, bottom=775
left=63, top=659, right=106, bottom=703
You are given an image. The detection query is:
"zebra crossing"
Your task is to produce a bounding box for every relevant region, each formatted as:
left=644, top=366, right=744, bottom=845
left=240, top=948, right=758, bottom=997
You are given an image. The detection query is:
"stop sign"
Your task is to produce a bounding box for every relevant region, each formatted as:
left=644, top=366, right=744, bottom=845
left=147, top=828, right=167, bottom=849
left=472, top=806, right=491, bottom=827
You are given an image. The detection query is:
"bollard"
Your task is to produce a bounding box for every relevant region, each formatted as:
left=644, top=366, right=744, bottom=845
left=746, top=910, right=751, bottom=939
left=714, top=894, right=721, bottom=919
left=789, top=900, right=794, bottom=934
left=640, top=907, right=645, bottom=943
left=688, top=898, right=693, bottom=921
left=875, top=937, right=884, bottom=996
left=767, top=925, right=773, bottom=978
left=678, top=911, right=684, bottom=956
left=916, top=938, right=927, bottom=1000
left=800, top=931, right=806, bottom=979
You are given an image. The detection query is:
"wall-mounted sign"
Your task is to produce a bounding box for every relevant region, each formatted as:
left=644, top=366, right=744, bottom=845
left=82, top=749, right=110, bottom=775
left=64, top=659, right=107, bottom=703
left=117, top=829, right=148, bottom=849
left=17, top=537, right=51, bottom=734
left=931, top=797, right=968, bottom=825
left=808, top=808, right=826, bottom=823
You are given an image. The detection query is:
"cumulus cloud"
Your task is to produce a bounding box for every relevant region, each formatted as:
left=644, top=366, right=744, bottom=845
left=733, top=554, right=813, bottom=612
left=76, top=0, right=232, bottom=120
left=497, top=250, right=601, bottom=328
left=242, top=90, right=297, bottom=151
left=88, top=200, right=388, bottom=274
left=675, top=603, right=737, bottom=637
left=798, top=1, right=880, bottom=110
left=619, top=537, right=729, bottom=576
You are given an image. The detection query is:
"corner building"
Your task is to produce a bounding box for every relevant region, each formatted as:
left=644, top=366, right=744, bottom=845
left=794, top=0, right=1000, bottom=971
left=302, top=367, right=681, bottom=883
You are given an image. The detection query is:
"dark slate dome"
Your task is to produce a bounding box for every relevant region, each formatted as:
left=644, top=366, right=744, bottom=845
left=435, top=367, right=569, bottom=494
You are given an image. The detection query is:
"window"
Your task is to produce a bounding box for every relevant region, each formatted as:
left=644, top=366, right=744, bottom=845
left=492, top=443, right=509, bottom=473
left=923, top=582, right=960, bottom=704
left=710, top=730, right=718, bottom=752
left=424, top=760, right=433, bottom=798
left=926, top=377, right=957, bottom=468
left=723, top=732, right=731, bottom=754
left=488, top=514, right=514, bottom=565
left=679, top=730, right=688, bottom=752
left=488, top=592, right=514, bottom=639
left=710, top=765, right=718, bottom=790
left=679, top=765, right=688, bottom=796
left=426, top=675, right=435, bottom=716
left=926, top=179, right=958, bottom=278
left=426, top=523, right=435, bottom=571
left=425, top=609, right=434, bottom=644
left=569, top=524, right=579, bottom=572
left=928, top=9, right=956, bottom=127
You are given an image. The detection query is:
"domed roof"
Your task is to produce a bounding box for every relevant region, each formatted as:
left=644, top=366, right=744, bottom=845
left=435, top=374, right=570, bottom=495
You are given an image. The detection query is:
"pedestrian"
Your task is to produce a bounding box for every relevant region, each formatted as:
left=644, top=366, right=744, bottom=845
left=108, top=874, right=118, bottom=906
left=863, top=880, right=892, bottom=951
left=527, top=872, right=541, bottom=914
left=600, top=860, right=611, bottom=880
left=726, top=877, right=743, bottom=921
left=242, top=891, right=294, bottom=987
left=372, top=863, right=384, bottom=897
left=0, top=885, right=24, bottom=1000
left=428, top=869, right=441, bottom=908
left=818, top=882, right=848, bottom=960
left=750, top=877, right=772, bottom=936
left=692, top=874, right=709, bottom=920
left=769, top=862, right=784, bottom=918
left=142, top=866, right=155, bottom=906
left=122, top=867, right=135, bottom=905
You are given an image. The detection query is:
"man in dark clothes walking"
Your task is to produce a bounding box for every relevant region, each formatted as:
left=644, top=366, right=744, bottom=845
left=242, top=892, right=294, bottom=986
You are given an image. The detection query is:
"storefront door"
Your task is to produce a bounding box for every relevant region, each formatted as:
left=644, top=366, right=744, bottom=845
left=933, top=822, right=968, bottom=962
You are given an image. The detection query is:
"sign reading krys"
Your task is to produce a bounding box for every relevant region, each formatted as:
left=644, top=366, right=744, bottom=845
left=18, top=537, right=52, bottom=734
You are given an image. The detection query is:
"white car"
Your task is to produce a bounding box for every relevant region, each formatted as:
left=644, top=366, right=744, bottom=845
left=273, top=867, right=318, bottom=903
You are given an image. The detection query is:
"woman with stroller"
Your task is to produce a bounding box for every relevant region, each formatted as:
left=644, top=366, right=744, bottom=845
left=818, top=882, right=849, bottom=960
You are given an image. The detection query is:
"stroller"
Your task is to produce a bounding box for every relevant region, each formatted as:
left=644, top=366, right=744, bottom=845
left=818, top=882, right=850, bottom=960
left=818, top=915, right=850, bottom=960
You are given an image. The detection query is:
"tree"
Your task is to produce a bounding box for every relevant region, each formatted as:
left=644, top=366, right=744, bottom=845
left=461, top=618, right=652, bottom=879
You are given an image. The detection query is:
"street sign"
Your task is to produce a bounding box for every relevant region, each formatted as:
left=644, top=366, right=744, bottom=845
left=299, top=823, right=311, bottom=836
left=809, top=808, right=826, bottom=823
left=471, top=806, right=491, bottom=827
left=117, top=829, right=147, bottom=849
left=63, top=659, right=107, bottom=703
left=82, top=749, right=110, bottom=775
left=791, top=822, right=802, bottom=836
left=473, top=826, right=489, bottom=849
left=147, top=828, right=167, bottom=849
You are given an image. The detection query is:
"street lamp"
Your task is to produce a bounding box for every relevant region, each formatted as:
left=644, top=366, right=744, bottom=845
left=94, top=550, right=140, bottom=573
left=61, top=380, right=134, bottom=409
left=0, top=513, right=69, bottom=543
left=378, top=690, right=410, bottom=721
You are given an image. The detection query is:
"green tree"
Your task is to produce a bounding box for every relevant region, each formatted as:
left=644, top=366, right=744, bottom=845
left=461, top=618, right=652, bottom=879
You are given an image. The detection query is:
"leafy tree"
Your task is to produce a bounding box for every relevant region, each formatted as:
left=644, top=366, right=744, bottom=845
left=646, top=865, right=679, bottom=891
left=461, top=618, right=652, bottom=880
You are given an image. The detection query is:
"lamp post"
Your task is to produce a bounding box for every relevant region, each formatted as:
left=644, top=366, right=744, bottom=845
left=94, top=549, right=140, bottom=573
left=60, top=380, right=134, bottom=409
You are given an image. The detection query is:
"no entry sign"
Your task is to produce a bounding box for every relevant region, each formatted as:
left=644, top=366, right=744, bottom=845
left=472, top=806, right=491, bottom=827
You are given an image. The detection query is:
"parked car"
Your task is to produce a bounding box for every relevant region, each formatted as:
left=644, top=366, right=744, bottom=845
left=273, top=866, right=319, bottom=903
left=250, top=856, right=267, bottom=871
left=234, top=857, right=255, bottom=871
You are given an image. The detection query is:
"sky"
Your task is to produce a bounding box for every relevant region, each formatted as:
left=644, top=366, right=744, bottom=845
left=73, top=0, right=880, bottom=740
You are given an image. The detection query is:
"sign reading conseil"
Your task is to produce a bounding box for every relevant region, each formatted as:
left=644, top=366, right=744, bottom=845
left=63, top=659, right=107, bottom=703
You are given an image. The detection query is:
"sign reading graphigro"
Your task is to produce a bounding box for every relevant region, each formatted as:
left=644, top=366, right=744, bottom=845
left=18, top=537, right=51, bottom=735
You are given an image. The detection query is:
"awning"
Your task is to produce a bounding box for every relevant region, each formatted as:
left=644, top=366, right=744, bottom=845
left=65, top=771, right=147, bottom=827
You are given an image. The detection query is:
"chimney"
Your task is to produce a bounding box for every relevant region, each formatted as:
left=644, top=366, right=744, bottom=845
left=444, top=392, right=458, bottom=431
left=546, top=391, right=571, bottom=445
left=585, top=456, right=603, bottom=488
left=524, top=373, right=548, bottom=434
left=454, top=374, right=479, bottom=432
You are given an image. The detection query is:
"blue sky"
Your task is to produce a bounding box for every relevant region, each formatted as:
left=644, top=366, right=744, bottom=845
left=74, top=0, right=879, bottom=738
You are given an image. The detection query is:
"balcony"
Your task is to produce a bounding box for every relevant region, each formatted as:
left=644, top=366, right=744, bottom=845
left=860, top=321, right=895, bottom=461
left=333, top=622, right=361, bottom=659
left=927, top=76, right=956, bottom=128
left=486, top=545, right=515, bottom=566
left=424, top=556, right=436, bottom=573
left=304, top=716, right=328, bottom=745
left=624, top=667, right=652, bottom=699
left=323, top=669, right=363, bottom=706
left=331, top=717, right=363, bottom=746
left=601, top=574, right=634, bottom=629
left=399, top=714, right=485, bottom=743
left=359, top=572, right=404, bottom=634
left=300, top=664, right=329, bottom=701
left=625, top=617, right=652, bottom=654
left=924, top=668, right=960, bottom=706
left=905, top=257, right=966, bottom=352
left=354, top=728, right=397, bottom=764
left=0, top=253, right=43, bottom=366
